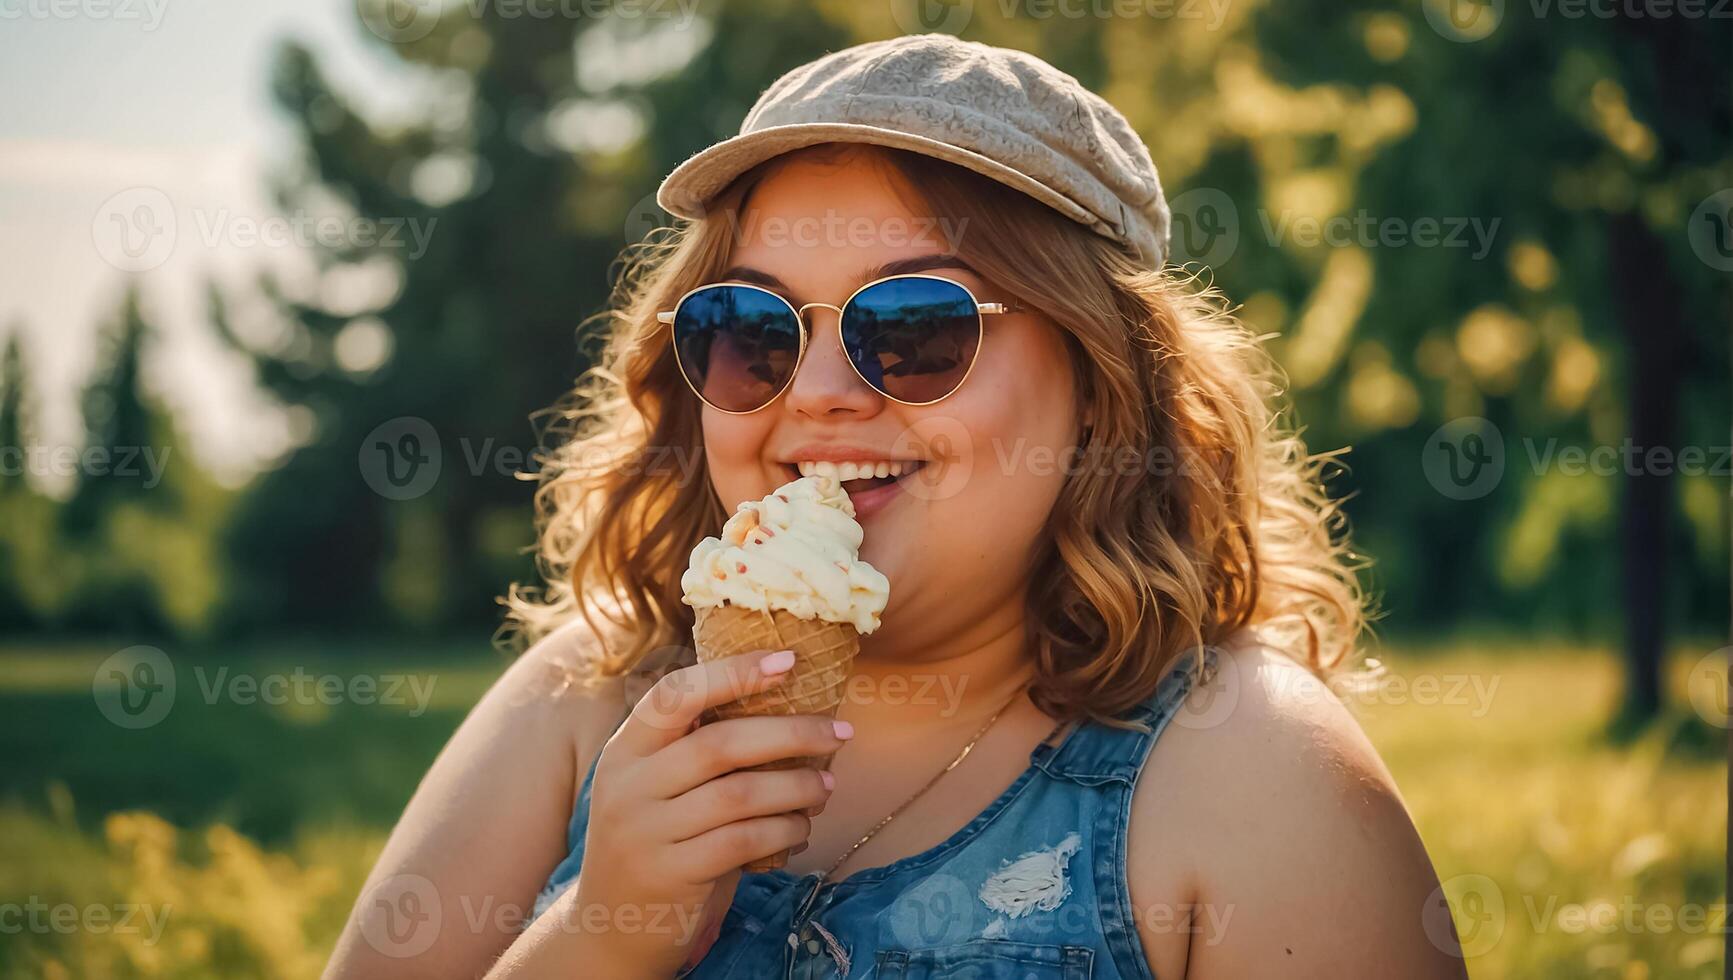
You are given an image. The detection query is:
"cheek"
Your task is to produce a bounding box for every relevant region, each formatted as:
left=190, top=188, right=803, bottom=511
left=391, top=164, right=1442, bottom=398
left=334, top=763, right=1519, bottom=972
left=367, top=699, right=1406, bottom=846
left=898, top=324, right=1078, bottom=563
left=700, top=410, right=774, bottom=510
left=956, top=322, right=1079, bottom=492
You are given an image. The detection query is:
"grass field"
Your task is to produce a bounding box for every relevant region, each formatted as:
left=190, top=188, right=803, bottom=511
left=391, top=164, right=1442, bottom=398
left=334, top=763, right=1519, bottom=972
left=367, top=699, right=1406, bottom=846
left=0, top=638, right=1724, bottom=978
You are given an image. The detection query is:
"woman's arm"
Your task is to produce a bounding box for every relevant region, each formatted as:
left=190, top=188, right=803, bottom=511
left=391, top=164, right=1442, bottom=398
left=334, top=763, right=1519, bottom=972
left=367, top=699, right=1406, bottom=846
left=1127, top=644, right=1469, bottom=979
left=324, top=621, right=622, bottom=980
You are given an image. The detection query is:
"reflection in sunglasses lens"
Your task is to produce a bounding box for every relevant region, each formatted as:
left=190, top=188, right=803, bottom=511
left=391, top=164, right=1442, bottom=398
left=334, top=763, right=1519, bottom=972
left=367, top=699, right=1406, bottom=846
left=673, top=285, right=802, bottom=412
left=844, top=277, right=980, bottom=403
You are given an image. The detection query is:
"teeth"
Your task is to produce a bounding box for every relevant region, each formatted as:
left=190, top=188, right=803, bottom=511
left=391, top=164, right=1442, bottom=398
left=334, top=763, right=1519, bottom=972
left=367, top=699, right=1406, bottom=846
left=794, top=459, right=914, bottom=479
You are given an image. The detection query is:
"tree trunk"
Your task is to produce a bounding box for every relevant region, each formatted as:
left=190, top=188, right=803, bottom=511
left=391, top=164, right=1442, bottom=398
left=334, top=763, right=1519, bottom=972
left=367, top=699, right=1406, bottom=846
left=1605, top=210, right=1686, bottom=725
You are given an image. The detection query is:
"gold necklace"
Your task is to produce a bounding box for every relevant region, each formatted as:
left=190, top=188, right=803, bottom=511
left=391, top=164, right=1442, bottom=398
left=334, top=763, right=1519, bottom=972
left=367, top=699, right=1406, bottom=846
left=818, top=684, right=1031, bottom=881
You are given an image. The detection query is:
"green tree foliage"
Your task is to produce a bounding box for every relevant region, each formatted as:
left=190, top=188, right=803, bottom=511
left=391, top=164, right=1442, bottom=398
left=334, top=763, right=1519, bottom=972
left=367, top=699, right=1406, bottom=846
left=80, top=0, right=1722, bottom=702
left=61, top=287, right=167, bottom=539
left=211, top=1, right=853, bottom=633
left=13, top=287, right=231, bottom=637
left=861, top=0, right=1726, bottom=716
left=0, top=330, right=26, bottom=495
left=0, top=328, right=64, bottom=629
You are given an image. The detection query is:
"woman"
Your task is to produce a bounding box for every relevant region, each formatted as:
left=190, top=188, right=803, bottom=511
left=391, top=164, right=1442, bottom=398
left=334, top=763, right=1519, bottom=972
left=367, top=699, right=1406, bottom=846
left=327, top=34, right=1465, bottom=979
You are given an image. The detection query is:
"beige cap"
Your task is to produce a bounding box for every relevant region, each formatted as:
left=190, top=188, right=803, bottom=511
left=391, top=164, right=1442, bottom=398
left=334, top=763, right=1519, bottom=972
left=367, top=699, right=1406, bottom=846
left=656, top=33, right=1171, bottom=267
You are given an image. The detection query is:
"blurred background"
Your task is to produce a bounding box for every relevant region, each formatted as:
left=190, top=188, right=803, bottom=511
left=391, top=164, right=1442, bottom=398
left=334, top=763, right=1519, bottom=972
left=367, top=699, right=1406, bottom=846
left=0, top=0, right=1727, bottom=976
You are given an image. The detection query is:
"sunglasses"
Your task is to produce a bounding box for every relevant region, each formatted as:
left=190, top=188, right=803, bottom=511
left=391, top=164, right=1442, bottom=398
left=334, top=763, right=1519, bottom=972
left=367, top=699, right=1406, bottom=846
left=658, top=273, right=1023, bottom=414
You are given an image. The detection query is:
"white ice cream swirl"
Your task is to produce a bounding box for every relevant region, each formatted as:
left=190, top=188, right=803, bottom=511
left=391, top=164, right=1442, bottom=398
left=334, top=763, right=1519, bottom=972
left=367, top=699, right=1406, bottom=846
left=681, top=475, right=890, bottom=633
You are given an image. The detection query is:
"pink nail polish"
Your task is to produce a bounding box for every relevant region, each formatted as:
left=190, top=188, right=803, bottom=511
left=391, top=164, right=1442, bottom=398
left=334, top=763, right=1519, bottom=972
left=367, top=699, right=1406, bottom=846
left=820, top=770, right=836, bottom=790
left=760, top=650, right=796, bottom=674
left=832, top=720, right=854, bottom=739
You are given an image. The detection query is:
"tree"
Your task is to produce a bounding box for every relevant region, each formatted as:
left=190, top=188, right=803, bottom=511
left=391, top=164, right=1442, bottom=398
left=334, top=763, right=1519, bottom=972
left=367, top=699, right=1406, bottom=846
left=61, top=284, right=168, bottom=539
left=0, top=328, right=28, bottom=494
left=48, top=286, right=228, bottom=637
left=213, top=0, right=851, bottom=633
left=993, top=0, right=1730, bottom=723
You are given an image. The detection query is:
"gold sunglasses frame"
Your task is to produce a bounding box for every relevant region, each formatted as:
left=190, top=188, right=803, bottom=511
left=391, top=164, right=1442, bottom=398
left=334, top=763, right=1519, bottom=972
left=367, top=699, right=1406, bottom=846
left=657, top=273, right=1022, bottom=415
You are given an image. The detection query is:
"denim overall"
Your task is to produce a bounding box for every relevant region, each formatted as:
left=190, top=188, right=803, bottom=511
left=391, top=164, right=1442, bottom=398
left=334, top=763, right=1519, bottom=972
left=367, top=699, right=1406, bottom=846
left=533, top=647, right=1210, bottom=979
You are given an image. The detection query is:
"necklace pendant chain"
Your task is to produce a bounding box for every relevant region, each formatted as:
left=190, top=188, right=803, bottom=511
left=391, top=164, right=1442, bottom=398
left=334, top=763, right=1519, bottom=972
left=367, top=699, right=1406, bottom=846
left=818, top=685, right=1027, bottom=881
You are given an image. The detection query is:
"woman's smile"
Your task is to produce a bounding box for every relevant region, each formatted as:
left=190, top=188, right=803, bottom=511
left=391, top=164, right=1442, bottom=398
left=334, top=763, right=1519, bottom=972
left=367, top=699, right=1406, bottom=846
left=776, top=453, right=932, bottom=521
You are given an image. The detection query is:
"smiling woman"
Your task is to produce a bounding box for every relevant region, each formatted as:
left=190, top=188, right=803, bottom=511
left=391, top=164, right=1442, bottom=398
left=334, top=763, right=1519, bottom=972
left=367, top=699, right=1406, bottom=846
left=324, top=33, right=1467, bottom=980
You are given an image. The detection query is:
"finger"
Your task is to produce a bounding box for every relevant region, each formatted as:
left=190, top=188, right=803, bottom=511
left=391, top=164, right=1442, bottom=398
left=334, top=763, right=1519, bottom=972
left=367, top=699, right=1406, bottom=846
left=669, top=812, right=812, bottom=883
left=615, top=649, right=797, bottom=755
left=664, top=768, right=834, bottom=841
left=649, top=714, right=852, bottom=797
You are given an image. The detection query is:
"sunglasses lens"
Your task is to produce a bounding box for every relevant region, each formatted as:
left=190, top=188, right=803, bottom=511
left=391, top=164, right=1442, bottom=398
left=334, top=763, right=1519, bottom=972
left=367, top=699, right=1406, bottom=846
left=843, top=276, right=981, bottom=403
left=672, top=285, right=802, bottom=412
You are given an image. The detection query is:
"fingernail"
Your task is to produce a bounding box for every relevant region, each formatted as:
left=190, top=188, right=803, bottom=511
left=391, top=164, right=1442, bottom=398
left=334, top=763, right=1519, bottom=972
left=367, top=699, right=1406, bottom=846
left=820, top=770, right=835, bottom=790
left=832, top=720, right=854, bottom=740
left=760, top=650, right=795, bottom=675
left=792, top=842, right=809, bottom=855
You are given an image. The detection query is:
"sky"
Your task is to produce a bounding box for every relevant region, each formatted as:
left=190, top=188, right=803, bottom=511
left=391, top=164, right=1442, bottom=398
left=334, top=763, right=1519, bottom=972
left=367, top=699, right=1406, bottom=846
left=0, top=0, right=422, bottom=486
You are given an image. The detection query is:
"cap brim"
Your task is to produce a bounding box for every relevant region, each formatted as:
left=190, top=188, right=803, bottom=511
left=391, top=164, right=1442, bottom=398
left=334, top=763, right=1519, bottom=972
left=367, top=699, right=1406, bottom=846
left=656, top=122, right=1108, bottom=240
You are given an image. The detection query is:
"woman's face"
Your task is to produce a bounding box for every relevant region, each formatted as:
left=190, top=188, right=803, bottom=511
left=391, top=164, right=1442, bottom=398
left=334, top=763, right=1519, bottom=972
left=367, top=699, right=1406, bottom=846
left=699, top=147, right=1081, bottom=657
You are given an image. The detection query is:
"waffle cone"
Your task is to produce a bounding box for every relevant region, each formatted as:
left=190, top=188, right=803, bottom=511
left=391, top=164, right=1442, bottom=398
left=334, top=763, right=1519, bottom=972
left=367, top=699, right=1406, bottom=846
left=692, top=605, right=859, bottom=871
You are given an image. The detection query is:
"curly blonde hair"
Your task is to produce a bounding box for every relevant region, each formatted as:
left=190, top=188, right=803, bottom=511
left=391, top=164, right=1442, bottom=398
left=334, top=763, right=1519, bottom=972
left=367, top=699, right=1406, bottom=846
left=504, top=144, right=1369, bottom=726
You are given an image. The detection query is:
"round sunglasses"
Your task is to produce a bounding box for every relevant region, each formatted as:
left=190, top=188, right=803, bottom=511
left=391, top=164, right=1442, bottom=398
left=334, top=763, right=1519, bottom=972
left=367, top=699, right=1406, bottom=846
left=658, top=273, right=1023, bottom=414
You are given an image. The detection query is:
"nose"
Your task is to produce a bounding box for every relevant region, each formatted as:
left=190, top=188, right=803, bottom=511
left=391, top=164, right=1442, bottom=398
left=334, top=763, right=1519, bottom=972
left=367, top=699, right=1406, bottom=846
left=781, top=305, right=882, bottom=420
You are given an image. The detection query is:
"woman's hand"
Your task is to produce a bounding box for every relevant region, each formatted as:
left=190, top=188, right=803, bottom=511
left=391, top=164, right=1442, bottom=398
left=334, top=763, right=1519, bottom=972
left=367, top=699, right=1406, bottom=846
left=502, top=649, right=848, bottom=978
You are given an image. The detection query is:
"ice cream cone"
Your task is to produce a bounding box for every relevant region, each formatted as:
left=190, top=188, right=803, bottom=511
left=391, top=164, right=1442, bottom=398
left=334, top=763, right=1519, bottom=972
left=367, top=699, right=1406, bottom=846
left=692, top=604, right=860, bottom=870
left=681, top=475, right=888, bottom=873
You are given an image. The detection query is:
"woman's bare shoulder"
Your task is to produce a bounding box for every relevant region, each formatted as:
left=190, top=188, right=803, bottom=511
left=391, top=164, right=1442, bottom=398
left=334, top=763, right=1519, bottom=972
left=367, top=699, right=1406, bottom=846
left=499, top=616, right=634, bottom=752
left=323, top=618, right=640, bottom=979
left=1125, top=641, right=1465, bottom=978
